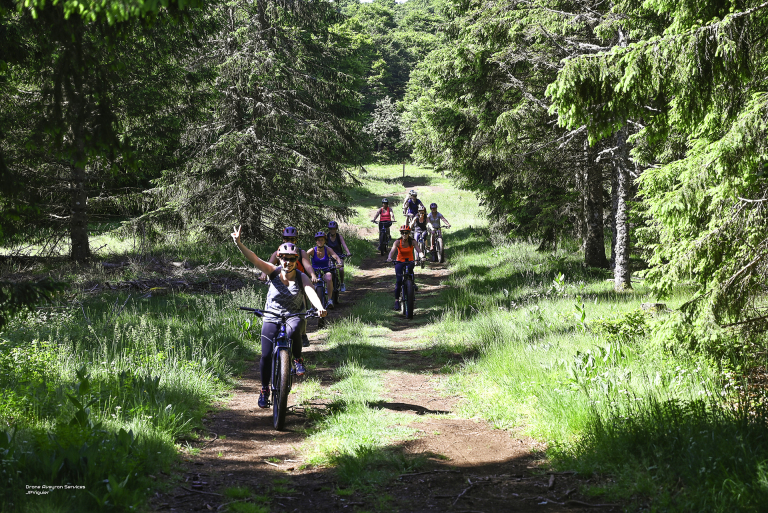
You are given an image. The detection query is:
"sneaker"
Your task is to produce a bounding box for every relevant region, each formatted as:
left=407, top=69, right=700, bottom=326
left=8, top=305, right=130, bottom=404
left=258, top=388, right=269, bottom=408
left=326, top=299, right=334, bottom=309
left=302, top=334, right=310, bottom=347
left=340, top=283, right=346, bottom=292
left=294, top=359, right=306, bottom=376
left=394, top=300, right=400, bottom=311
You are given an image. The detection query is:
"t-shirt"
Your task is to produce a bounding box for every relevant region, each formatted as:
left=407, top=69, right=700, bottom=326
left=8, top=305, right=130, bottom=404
left=264, top=267, right=306, bottom=323
left=427, top=212, right=445, bottom=229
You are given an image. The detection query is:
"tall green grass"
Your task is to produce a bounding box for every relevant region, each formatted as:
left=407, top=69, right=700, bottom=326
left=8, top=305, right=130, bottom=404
left=421, top=239, right=768, bottom=510
left=0, top=287, right=263, bottom=511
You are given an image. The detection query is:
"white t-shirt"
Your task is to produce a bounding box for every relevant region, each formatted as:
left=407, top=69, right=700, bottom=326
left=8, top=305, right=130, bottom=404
left=427, top=212, right=445, bottom=229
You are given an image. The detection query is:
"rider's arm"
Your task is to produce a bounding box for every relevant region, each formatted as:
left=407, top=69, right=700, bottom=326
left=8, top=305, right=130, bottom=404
left=231, top=226, right=277, bottom=276
left=301, top=274, right=328, bottom=316
left=440, top=213, right=451, bottom=227
left=259, top=251, right=278, bottom=280
left=339, top=234, right=351, bottom=255
left=372, top=209, right=380, bottom=222
left=414, top=244, right=422, bottom=261
left=302, top=249, right=318, bottom=281
left=409, top=217, right=417, bottom=229
left=387, top=240, right=398, bottom=261
left=327, top=247, right=343, bottom=266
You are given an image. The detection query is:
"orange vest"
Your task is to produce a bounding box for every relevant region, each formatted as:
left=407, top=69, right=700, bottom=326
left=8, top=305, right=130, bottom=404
left=396, top=239, right=414, bottom=262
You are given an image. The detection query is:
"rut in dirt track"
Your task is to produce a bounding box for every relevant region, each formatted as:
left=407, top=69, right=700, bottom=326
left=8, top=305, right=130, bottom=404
left=150, top=252, right=619, bottom=513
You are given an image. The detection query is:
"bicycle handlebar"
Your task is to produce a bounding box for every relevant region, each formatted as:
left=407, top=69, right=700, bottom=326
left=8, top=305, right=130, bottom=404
left=239, top=307, right=319, bottom=320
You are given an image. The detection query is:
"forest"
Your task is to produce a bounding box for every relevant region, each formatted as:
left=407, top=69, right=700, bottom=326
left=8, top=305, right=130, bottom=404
left=2, top=0, right=768, bottom=511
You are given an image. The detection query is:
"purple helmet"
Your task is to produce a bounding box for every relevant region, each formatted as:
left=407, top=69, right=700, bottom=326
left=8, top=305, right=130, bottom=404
left=282, top=226, right=298, bottom=238
left=314, top=231, right=327, bottom=239
left=328, top=221, right=339, bottom=229
left=277, top=243, right=298, bottom=256
left=430, top=203, right=437, bottom=209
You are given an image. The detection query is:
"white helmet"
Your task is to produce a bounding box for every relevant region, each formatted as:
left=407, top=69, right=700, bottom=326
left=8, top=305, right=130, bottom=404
left=409, top=189, right=417, bottom=197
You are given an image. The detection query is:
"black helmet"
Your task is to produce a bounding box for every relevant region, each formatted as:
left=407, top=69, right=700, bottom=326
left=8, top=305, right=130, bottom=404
left=430, top=203, right=437, bottom=209
left=382, top=198, right=389, bottom=204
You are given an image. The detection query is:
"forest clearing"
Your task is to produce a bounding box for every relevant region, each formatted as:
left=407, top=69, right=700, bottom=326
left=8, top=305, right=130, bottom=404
left=4, top=0, right=768, bottom=511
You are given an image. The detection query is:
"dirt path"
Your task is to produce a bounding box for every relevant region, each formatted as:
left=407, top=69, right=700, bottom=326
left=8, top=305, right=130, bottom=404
left=150, top=251, right=618, bottom=513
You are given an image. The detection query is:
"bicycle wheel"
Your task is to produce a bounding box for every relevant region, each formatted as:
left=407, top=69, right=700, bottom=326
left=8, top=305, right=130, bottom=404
left=404, top=279, right=415, bottom=319
left=332, top=270, right=340, bottom=305
left=315, top=281, right=327, bottom=308
left=437, top=237, right=444, bottom=263
left=273, top=349, right=291, bottom=430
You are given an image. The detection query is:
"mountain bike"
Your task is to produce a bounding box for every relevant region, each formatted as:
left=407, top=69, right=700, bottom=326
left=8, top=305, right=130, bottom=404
left=414, top=232, right=428, bottom=269
left=432, top=226, right=450, bottom=263
left=373, top=221, right=392, bottom=256
left=313, top=262, right=338, bottom=326
left=392, top=259, right=419, bottom=319
left=238, top=307, right=318, bottom=430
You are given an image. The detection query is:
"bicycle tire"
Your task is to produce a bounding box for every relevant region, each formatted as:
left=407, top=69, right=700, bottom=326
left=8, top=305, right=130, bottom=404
left=437, top=238, right=444, bottom=263
left=315, top=281, right=327, bottom=309
left=404, top=279, right=415, bottom=319
left=273, top=350, right=290, bottom=430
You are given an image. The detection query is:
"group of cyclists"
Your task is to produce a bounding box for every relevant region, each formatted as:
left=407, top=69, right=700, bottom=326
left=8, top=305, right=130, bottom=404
left=231, top=189, right=451, bottom=411
left=373, top=190, right=451, bottom=310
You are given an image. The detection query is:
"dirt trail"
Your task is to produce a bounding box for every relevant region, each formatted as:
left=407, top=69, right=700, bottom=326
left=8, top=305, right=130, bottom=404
left=151, top=251, right=618, bottom=513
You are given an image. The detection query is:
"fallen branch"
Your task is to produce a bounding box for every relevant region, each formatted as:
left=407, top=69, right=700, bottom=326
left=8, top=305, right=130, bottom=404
left=399, top=469, right=461, bottom=479
left=180, top=486, right=222, bottom=497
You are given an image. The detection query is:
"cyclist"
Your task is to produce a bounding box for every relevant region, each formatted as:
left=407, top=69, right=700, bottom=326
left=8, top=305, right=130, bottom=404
left=402, top=190, right=425, bottom=223
left=262, top=226, right=317, bottom=347
left=306, top=231, right=344, bottom=309
left=231, top=227, right=327, bottom=409
left=371, top=198, right=396, bottom=253
left=427, top=202, right=452, bottom=254
left=410, top=204, right=430, bottom=255
left=386, top=225, right=422, bottom=311
left=262, top=227, right=318, bottom=283
left=326, top=221, right=351, bottom=291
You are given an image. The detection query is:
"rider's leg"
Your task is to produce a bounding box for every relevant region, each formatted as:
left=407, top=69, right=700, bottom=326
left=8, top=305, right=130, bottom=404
left=394, top=261, right=405, bottom=298
left=286, top=317, right=303, bottom=360
left=259, top=322, right=280, bottom=389
left=325, top=272, right=334, bottom=298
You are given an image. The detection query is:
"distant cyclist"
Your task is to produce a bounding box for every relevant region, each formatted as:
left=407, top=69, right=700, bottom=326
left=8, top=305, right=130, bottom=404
left=326, top=221, right=351, bottom=292
left=372, top=198, right=396, bottom=252
left=231, top=227, right=327, bottom=409
left=402, top=190, right=425, bottom=223
left=386, top=225, right=422, bottom=311
left=410, top=205, right=429, bottom=251
left=306, top=231, right=344, bottom=309
left=427, top=203, right=451, bottom=252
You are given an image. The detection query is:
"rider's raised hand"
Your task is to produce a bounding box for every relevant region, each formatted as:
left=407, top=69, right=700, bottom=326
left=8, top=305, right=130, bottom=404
left=231, top=225, right=242, bottom=244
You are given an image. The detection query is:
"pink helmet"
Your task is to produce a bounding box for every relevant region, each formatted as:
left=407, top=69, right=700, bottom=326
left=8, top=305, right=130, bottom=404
left=277, top=243, right=298, bottom=256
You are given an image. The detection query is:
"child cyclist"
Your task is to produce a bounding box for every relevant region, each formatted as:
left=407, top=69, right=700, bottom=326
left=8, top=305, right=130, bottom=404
left=306, top=231, right=344, bottom=310
left=231, top=227, right=327, bottom=409
left=325, top=221, right=352, bottom=291
left=386, top=225, right=422, bottom=310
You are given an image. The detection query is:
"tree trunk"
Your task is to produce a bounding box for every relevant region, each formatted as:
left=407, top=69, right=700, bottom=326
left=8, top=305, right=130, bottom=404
left=574, top=166, right=586, bottom=252
left=613, top=126, right=632, bottom=291
left=584, top=147, right=609, bottom=268
left=610, top=167, right=618, bottom=269
left=69, top=138, right=91, bottom=262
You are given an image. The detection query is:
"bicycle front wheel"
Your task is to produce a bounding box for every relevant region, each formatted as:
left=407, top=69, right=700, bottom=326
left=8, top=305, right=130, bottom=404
left=273, top=349, right=291, bottom=430
left=437, top=237, right=444, bottom=263
left=404, top=279, right=415, bottom=319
